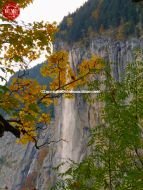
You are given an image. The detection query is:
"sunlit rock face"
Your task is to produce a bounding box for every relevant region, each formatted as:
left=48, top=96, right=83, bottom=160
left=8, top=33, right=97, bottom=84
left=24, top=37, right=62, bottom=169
left=56, top=37, right=143, bottom=80
left=0, top=37, right=142, bottom=190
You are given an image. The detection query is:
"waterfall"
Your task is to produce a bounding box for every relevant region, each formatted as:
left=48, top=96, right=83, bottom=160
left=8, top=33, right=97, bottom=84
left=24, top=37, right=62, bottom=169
left=59, top=98, right=76, bottom=172
left=57, top=51, right=79, bottom=172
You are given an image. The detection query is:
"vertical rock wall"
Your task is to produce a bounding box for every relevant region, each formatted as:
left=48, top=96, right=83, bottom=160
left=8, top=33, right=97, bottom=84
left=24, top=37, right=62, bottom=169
left=0, top=37, right=142, bottom=190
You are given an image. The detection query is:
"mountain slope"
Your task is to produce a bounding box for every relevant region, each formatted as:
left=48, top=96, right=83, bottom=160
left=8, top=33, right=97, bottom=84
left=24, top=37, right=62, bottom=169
left=56, top=0, right=143, bottom=43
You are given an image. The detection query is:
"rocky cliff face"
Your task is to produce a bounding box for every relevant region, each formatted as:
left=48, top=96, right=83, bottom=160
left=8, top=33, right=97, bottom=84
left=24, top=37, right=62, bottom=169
left=0, top=37, right=142, bottom=190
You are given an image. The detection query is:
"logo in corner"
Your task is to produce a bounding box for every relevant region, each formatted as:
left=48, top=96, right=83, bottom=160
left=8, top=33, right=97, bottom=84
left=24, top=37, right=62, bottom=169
left=2, top=2, right=20, bottom=20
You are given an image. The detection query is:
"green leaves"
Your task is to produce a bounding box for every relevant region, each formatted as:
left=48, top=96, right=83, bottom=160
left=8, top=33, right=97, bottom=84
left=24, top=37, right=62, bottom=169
left=0, top=85, right=8, bottom=93
left=28, top=103, right=39, bottom=112
left=53, top=59, right=143, bottom=190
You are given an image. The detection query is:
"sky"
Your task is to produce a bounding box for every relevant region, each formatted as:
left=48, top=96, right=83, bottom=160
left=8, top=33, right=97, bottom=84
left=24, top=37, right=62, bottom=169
left=17, top=0, right=87, bottom=23
left=17, top=0, right=88, bottom=65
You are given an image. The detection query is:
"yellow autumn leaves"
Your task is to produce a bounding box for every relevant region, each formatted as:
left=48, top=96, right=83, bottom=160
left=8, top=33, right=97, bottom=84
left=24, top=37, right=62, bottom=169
left=41, top=51, right=105, bottom=91
left=79, top=55, right=105, bottom=74
left=5, top=78, right=51, bottom=144
left=0, top=12, right=105, bottom=146
left=0, top=22, right=57, bottom=66
left=41, top=51, right=76, bottom=90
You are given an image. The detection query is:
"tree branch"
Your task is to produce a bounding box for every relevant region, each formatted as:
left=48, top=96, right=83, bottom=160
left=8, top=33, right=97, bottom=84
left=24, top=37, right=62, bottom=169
left=0, top=115, right=20, bottom=138
left=38, top=71, right=90, bottom=103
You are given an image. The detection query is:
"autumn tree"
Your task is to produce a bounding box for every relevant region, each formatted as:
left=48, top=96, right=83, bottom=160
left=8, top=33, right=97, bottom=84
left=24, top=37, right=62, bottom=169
left=0, top=0, right=104, bottom=148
